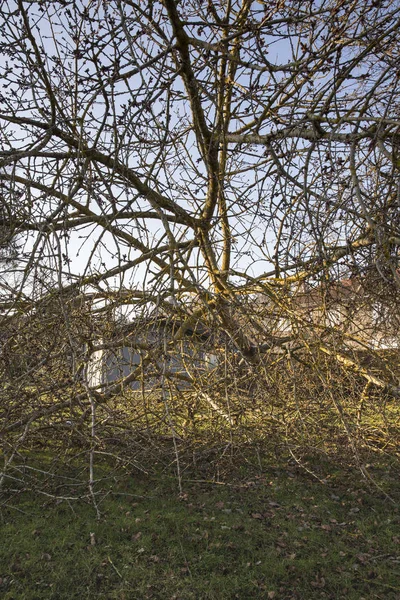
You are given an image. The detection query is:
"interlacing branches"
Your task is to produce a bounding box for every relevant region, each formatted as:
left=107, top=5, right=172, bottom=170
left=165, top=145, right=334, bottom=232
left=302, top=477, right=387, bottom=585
left=0, top=0, right=399, bottom=491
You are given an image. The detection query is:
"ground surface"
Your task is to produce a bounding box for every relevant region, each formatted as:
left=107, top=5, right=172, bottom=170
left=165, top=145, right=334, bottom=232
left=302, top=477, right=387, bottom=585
left=0, top=455, right=399, bottom=599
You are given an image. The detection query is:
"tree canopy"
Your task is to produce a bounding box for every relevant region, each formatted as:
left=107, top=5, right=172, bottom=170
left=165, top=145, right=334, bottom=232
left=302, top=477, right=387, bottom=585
left=0, top=1, right=399, bottom=474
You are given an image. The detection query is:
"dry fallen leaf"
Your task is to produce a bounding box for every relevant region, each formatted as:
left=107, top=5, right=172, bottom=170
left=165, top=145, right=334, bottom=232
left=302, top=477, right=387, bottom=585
left=149, top=555, right=160, bottom=563
left=41, top=553, right=52, bottom=562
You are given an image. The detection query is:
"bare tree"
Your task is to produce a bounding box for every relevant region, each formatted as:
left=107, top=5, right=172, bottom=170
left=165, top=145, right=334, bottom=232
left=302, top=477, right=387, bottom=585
left=1, top=0, right=399, bottom=485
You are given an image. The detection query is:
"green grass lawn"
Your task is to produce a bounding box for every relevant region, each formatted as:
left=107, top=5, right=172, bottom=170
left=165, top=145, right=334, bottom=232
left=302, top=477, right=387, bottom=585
left=0, top=457, right=399, bottom=599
